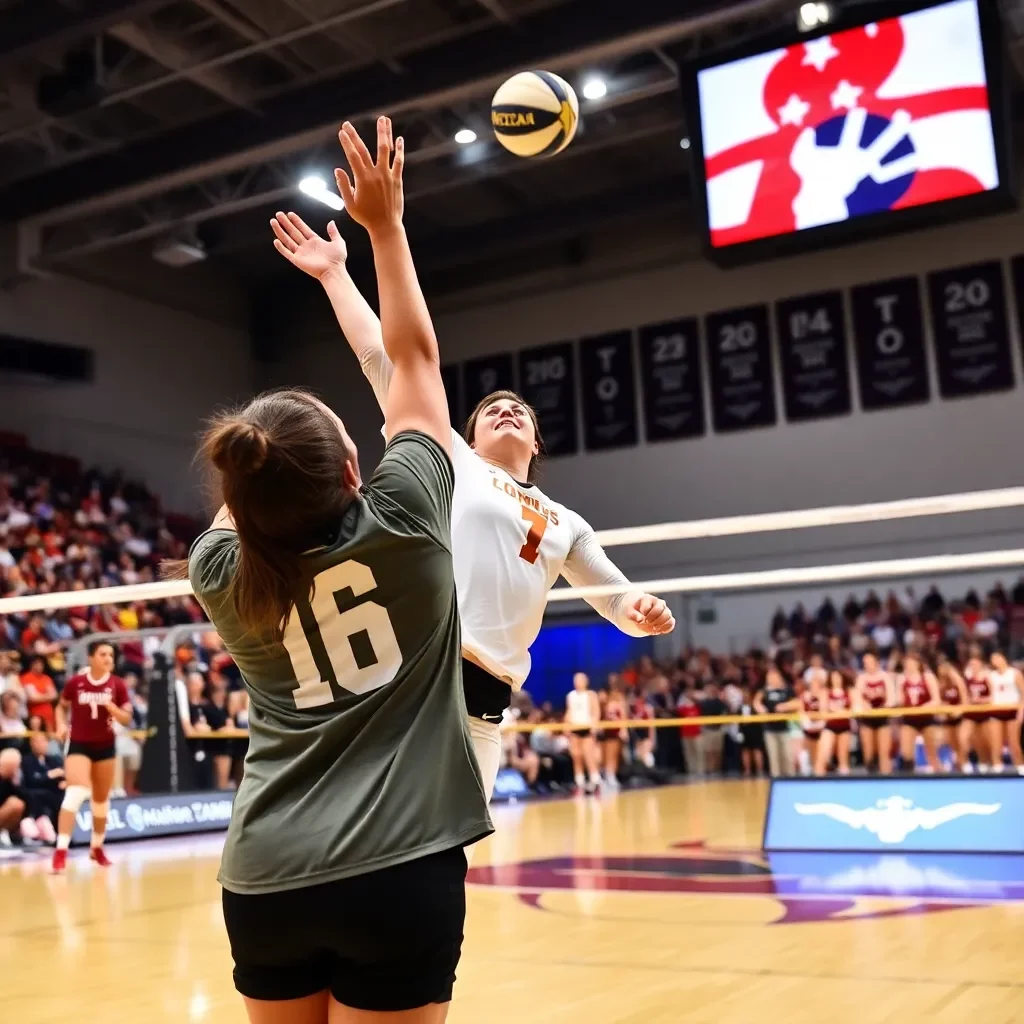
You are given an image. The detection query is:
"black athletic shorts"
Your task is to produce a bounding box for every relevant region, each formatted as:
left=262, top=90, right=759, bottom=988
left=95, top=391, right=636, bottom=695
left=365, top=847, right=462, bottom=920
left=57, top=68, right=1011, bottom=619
left=222, top=844, right=468, bottom=1011
left=903, top=715, right=935, bottom=732
left=859, top=716, right=890, bottom=730
left=67, top=741, right=116, bottom=762
left=461, top=658, right=512, bottom=722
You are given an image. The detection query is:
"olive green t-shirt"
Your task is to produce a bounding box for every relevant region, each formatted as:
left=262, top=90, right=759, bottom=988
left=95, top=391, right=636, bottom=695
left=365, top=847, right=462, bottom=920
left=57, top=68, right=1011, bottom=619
left=189, top=430, right=492, bottom=894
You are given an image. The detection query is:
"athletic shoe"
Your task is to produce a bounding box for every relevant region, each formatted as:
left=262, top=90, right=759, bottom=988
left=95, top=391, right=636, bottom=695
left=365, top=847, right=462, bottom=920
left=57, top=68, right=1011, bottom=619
left=51, top=848, right=67, bottom=873
left=90, top=847, right=112, bottom=867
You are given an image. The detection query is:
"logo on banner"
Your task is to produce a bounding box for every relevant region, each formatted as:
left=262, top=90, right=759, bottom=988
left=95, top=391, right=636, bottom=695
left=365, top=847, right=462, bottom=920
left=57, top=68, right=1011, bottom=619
left=794, top=795, right=1000, bottom=844
left=702, top=0, right=997, bottom=245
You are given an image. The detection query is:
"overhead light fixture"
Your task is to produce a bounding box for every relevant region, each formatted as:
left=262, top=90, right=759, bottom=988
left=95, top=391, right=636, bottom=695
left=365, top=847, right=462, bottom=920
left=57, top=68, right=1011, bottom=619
left=581, top=76, right=608, bottom=101
left=298, top=174, right=345, bottom=211
left=798, top=2, right=831, bottom=29
left=679, top=137, right=691, bottom=150
left=454, top=128, right=477, bottom=145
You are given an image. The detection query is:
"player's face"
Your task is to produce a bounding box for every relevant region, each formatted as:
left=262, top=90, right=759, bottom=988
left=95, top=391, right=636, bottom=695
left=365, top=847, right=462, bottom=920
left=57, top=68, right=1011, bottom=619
left=991, top=652, right=1007, bottom=671
left=864, top=654, right=877, bottom=672
left=90, top=644, right=115, bottom=676
left=573, top=672, right=589, bottom=691
left=473, top=398, right=538, bottom=462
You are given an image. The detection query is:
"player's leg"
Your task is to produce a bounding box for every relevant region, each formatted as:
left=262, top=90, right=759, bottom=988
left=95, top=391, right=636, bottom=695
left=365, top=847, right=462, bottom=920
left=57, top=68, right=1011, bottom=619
left=567, top=732, right=585, bottom=789
left=1005, top=715, right=1023, bottom=771
left=860, top=724, right=876, bottom=772
left=582, top=732, right=601, bottom=790
left=52, top=752, right=91, bottom=870
left=814, top=730, right=835, bottom=776
left=328, top=1000, right=448, bottom=1023
left=88, top=755, right=117, bottom=864
left=920, top=724, right=941, bottom=773
left=834, top=731, right=851, bottom=775
left=243, top=993, right=330, bottom=1024
left=984, top=718, right=1004, bottom=771
left=876, top=723, right=894, bottom=776
left=898, top=724, right=917, bottom=772
left=958, top=719, right=975, bottom=772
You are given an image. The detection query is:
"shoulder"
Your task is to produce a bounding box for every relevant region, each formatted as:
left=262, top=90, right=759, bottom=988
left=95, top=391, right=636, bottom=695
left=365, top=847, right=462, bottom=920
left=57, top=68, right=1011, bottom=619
left=62, top=674, right=83, bottom=696
left=188, top=529, right=239, bottom=601
left=111, top=675, right=129, bottom=697
left=374, top=430, right=454, bottom=489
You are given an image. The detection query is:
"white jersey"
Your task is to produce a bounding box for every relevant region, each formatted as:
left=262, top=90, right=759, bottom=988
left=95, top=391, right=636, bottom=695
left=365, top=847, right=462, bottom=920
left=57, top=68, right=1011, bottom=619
left=361, top=350, right=642, bottom=690
left=989, top=668, right=1020, bottom=706
left=566, top=689, right=596, bottom=726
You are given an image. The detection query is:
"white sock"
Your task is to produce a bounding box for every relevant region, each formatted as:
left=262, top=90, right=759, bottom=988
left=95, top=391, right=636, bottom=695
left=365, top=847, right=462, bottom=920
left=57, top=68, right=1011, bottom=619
left=56, top=834, right=71, bottom=851
left=574, top=772, right=585, bottom=787
left=90, top=832, right=105, bottom=849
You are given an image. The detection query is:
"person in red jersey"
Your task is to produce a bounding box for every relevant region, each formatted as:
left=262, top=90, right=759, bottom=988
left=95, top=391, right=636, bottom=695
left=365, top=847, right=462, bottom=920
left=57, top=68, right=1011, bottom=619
left=854, top=652, right=896, bottom=775
left=935, top=655, right=968, bottom=771
left=795, top=674, right=825, bottom=776
left=898, top=652, right=941, bottom=773
left=51, top=640, right=132, bottom=872
left=961, top=645, right=992, bottom=772
left=816, top=670, right=853, bottom=776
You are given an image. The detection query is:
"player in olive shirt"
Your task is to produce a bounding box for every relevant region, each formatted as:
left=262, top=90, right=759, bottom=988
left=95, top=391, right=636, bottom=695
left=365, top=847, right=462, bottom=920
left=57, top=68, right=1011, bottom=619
left=182, top=117, right=491, bottom=1024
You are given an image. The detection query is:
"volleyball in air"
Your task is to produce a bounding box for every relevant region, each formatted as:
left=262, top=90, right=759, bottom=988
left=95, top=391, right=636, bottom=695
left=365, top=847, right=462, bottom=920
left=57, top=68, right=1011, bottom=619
left=491, top=70, right=579, bottom=158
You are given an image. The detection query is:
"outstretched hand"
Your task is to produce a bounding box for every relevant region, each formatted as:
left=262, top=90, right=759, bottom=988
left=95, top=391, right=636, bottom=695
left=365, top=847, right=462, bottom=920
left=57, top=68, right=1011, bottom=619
left=335, top=116, right=405, bottom=234
left=270, top=212, right=348, bottom=280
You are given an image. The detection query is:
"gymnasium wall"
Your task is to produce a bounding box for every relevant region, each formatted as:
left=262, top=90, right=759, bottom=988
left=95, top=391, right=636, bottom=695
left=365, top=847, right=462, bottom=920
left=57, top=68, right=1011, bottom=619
left=0, top=274, right=252, bottom=511
left=265, top=206, right=1024, bottom=643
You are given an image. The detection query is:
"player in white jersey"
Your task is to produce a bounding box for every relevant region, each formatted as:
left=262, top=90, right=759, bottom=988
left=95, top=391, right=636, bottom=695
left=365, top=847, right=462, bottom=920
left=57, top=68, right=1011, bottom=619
left=270, top=213, right=675, bottom=799
left=564, top=672, right=601, bottom=792
left=986, top=651, right=1024, bottom=773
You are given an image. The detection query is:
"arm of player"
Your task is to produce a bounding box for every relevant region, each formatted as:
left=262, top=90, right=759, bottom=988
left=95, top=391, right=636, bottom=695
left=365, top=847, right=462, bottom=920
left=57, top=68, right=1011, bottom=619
left=560, top=520, right=675, bottom=638
left=335, top=117, right=449, bottom=453
left=270, top=212, right=394, bottom=411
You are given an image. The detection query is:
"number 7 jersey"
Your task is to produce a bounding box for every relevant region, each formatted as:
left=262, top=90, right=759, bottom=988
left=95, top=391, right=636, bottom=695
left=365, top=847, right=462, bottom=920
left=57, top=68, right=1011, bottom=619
left=189, top=431, right=492, bottom=895
left=450, top=433, right=596, bottom=689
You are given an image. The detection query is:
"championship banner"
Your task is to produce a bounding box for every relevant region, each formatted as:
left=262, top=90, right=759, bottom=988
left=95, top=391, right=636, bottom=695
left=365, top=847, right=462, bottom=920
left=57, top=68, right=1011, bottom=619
left=462, top=353, right=516, bottom=412
left=764, top=777, right=1024, bottom=853
left=850, top=276, right=931, bottom=410
left=926, top=261, right=1015, bottom=398
left=774, top=289, right=852, bottom=422
left=579, top=330, right=638, bottom=452
left=705, top=303, right=777, bottom=432
left=518, top=342, right=578, bottom=457
left=71, top=791, right=234, bottom=845
left=636, top=318, right=706, bottom=442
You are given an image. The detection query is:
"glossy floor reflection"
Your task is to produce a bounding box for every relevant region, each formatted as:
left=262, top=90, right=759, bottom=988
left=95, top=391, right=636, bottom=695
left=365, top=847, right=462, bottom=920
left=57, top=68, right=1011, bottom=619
left=5, top=780, right=1024, bottom=1023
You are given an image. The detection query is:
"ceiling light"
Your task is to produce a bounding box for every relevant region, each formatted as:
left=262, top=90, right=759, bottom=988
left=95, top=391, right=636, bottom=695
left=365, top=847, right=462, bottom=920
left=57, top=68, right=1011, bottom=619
left=798, top=2, right=831, bottom=29
left=581, top=77, right=608, bottom=101
left=454, top=128, right=477, bottom=145
left=679, top=137, right=691, bottom=150
left=298, top=175, right=344, bottom=211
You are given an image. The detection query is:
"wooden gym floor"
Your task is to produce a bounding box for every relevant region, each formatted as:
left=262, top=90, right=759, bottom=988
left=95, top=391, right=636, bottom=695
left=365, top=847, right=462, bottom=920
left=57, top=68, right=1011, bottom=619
left=4, top=780, right=1024, bottom=1024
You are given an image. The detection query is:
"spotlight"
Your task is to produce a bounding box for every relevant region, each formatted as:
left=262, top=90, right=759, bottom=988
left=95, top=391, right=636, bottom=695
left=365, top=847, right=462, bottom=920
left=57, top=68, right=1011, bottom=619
left=798, top=2, right=831, bottom=29
left=298, top=175, right=344, bottom=211
left=454, top=128, right=477, bottom=144
left=581, top=76, right=608, bottom=100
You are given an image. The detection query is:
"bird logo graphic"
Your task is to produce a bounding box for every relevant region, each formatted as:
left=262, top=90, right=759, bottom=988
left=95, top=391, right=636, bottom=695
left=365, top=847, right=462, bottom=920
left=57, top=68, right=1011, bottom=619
left=794, top=795, right=1000, bottom=844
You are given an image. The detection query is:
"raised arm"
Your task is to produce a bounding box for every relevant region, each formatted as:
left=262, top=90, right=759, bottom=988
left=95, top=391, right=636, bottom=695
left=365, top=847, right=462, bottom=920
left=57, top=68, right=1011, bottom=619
left=269, top=213, right=393, bottom=410
left=335, top=118, right=449, bottom=451
left=561, top=518, right=675, bottom=638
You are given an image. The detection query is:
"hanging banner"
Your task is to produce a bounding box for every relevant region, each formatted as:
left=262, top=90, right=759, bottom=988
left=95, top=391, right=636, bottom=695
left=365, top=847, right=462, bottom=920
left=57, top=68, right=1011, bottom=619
left=579, top=330, right=638, bottom=451
left=850, top=276, right=931, bottom=410
left=774, top=290, right=852, bottom=422
left=705, top=304, right=777, bottom=432
left=926, top=261, right=1015, bottom=398
left=636, top=318, right=706, bottom=442
left=462, top=353, right=515, bottom=412
left=518, top=342, right=578, bottom=456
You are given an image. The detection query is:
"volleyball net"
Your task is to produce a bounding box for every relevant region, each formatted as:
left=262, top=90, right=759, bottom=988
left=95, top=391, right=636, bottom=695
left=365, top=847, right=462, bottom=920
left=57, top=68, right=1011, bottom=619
left=3, top=485, right=1023, bottom=760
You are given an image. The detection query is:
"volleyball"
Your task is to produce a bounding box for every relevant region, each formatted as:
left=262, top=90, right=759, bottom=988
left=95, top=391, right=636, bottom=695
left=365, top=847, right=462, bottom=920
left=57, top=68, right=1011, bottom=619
left=491, top=70, right=579, bottom=158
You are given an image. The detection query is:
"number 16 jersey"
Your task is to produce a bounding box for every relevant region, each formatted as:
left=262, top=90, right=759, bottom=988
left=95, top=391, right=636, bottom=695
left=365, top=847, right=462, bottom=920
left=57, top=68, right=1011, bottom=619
left=189, top=431, right=492, bottom=896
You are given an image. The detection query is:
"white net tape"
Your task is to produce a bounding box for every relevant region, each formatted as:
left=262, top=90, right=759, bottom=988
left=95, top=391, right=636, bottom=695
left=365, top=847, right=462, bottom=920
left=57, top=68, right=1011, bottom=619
left=1, top=487, right=1022, bottom=614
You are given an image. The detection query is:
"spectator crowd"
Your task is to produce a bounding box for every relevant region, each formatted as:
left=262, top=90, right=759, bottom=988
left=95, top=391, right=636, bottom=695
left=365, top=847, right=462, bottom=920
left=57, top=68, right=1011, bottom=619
left=2, top=434, right=1024, bottom=835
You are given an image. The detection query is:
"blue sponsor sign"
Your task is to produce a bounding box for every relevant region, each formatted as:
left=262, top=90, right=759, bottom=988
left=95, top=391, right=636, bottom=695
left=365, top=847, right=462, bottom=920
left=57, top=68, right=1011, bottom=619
left=72, top=791, right=234, bottom=845
left=491, top=767, right=529, bottom=801
left=764, top=777, right=1024, bottom=854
